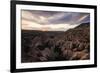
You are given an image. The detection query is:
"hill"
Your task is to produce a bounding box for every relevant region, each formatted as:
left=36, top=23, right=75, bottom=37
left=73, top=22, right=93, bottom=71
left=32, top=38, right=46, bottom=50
left=21, top=22, right=90, bottom=63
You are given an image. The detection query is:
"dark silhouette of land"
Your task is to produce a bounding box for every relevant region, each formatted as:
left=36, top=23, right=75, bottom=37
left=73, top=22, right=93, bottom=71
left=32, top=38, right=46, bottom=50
left=21, top=22, right=90, bottom=63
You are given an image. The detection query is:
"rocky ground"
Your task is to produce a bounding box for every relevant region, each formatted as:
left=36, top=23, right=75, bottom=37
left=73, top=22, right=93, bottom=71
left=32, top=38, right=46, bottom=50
left=21, top=22, right=90, bottom=63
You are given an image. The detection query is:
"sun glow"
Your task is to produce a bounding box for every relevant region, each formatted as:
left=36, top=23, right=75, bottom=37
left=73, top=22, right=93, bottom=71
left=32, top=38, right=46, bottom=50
left=41, top=29, right=47, bottom=31
left=41, top=27, right=48, bottom=31
left=22, top=19, right=79, bottom=31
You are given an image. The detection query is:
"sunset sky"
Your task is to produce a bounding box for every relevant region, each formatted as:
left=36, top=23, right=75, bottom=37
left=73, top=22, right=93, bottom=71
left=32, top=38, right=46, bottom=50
left=21, top=10, right=90, bottom=31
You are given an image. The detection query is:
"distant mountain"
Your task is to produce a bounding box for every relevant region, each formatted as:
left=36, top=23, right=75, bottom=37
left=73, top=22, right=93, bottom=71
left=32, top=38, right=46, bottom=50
left=75, top=22, right=90, bottom=29
left=63, top=22, right=90, bottom=42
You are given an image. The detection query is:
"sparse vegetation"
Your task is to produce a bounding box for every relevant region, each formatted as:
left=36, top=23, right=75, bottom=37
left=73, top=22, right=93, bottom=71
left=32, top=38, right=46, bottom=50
left=21, top=22, right=90, bottom=63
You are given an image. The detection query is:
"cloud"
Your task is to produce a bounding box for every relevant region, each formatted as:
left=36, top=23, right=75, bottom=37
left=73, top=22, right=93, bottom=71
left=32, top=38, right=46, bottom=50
left=21, top=10, right=90, bottom=31
left=22, top=19, right=79, bottom=31
left=48, top=12, right=90, bottom=24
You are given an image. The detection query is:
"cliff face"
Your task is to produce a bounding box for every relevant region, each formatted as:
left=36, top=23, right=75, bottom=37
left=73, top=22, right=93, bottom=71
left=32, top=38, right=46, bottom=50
left=21, top=22, right=90, bottom=63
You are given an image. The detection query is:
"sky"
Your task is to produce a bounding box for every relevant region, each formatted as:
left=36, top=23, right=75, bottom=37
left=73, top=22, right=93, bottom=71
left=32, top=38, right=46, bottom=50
left=21, top=10, right=90, bottom=31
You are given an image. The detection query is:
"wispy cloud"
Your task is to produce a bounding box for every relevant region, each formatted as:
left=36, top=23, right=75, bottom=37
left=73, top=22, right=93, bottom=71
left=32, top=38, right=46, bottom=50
left=21, top=10, right=90, bottom=31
